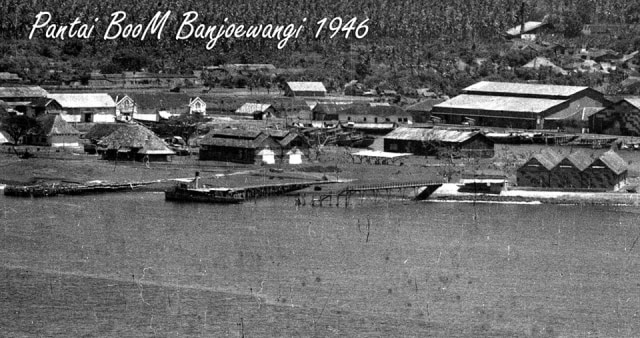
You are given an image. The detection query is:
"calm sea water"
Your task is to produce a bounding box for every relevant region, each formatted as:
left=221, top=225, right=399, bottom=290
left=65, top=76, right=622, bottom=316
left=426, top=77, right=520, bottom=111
left=1, top=192, right=640, bottom=336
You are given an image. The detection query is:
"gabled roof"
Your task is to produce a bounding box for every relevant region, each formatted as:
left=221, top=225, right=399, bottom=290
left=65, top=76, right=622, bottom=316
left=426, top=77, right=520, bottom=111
left=0, top=86, right=48, bottom=99
left=523, top=57, right=568, bottom=75
left=235, top=103, right=273, bottom=115
left=622, top=97, right=640, bottom=110
left=566, top=151, right=592, bottom=171
left=110, top=92, right=191, bottom=109
left=189, top=97, right=206, bottom=107
left=48, top=93, right=116, bottom=109
left=384, top=127, right=487, bottom=144
left=37, top=114, right=80, bottom=136
left=0, top=130, right=15, bottom=144
left=434, top=94, right=567, bottom=114
left=462, top=81, right=589, bottom=98
left=286, top=82, right=327, bottom=93
left=597, top=150, right=628, bottom=175
left=200, top=129, right=276, bottom=149
left=98, top=124, right=174, bottom=154
left=506, top=21, right=545, bottom=36
left=530, top=148, right=564, bottom=170
left=405, top=98, right=447, bottom=112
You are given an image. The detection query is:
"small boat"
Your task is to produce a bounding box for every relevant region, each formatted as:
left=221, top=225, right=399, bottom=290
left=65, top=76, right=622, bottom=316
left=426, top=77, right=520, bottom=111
left=165, top=183, right=245, bottom=204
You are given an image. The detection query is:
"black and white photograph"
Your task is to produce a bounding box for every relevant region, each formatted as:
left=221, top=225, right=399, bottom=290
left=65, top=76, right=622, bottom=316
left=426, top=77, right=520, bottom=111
left=2, top=0, right=640, bottom=336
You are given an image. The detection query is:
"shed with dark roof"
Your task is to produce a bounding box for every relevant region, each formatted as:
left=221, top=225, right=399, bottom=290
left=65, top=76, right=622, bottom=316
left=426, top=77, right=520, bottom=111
left=550, top=150, right=593, bottom=189
left=25, top=114, right=81, bottom=148
left=516, top=149, right=564, bottom=187
left=383, top=127, right=494, bottom=158
left=199, top=129, right=281, bottom=164
left=583, top=150, right=628, bottom=190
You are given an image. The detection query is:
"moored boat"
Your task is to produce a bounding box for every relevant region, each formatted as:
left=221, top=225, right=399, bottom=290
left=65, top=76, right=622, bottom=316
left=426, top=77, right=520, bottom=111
left=165, top=184, right=245, bottom=203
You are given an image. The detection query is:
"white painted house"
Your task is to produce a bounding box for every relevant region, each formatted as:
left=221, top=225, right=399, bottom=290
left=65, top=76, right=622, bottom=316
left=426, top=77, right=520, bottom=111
left=48, top=93, right=117, bottom=123
left=188, top=97, right=207, bottom=115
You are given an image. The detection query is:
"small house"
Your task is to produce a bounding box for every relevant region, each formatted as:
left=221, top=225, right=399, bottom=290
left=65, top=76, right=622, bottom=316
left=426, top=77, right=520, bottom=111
left=25, top=114, right=81, bottom=148
left=516, top=149, right=564, bottom=187
left=112, top=94, right=137, bottom=120
left=188, top=97, right=207, bottom=115
left=383, top=127, right=494, bottom=158
left=285, top=82, right=327, bottom=97
left=235, top=103, right=276, bottom=120
left=98, top=124, right=175, bottom=161
left=339, top=105, right=413, bottom=124
left=583, top=150, right=628, bottom=191
left=199, top=129, right=281, bottom=164
left=506, top=21, right=547, bottom=40
left=550, top=151, right=592, bottom=189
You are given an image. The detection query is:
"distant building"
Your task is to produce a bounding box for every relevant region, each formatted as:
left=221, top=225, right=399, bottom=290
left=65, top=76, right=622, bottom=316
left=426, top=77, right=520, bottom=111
left=98, top=124, right=174, bottom=161
left=383, top=127, right=494, bottom=158
left=0, top=86, right=48, bottom=115
left=506, top=21, right=547, bottom=40
left=339, top=105, right=413, bottom=124
left=0, top=72, right=22, bottom=83
left=584, top=150, right=628, bottom=191
left=48, top=93, right=117, bottom=123
left=112, top=94, right=136, bottom=121
left=235, top=103, right=276, bottom=120
left=199, top=129, right=281, bottom=164
left=87, top=71, right=201, bottom=89
left=517, top=149, right=564, bottom=187
left=405, top=98, right=447, bottom=122
left=312, top=103, right=347, bottom=121
left=285, top=82, right=327, bottom=97
left=432, top=81, right=608, bottom=129
left=550, top=151, right=592, bottom=189
left=25, top=114, right=81, bottom=148
left=188, top=97, right=207, bottom=115
left=589, top=98, right=640, bottom=136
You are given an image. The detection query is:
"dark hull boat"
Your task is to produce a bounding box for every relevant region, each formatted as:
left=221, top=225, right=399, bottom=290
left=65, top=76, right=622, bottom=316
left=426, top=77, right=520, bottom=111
left=165, top=184, right=245, bottom=204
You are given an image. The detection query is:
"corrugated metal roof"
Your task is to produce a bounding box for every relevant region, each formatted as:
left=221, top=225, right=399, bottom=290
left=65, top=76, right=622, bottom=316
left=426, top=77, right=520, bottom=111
left=531, top=148, right=564, bottom=170
left=235, top=103, right=273, bottom=115
left=48, top=93, right=116, bottom=109
left=545, top=107, right=605, bottom=121
left=0, top=86, right=48, bottom=98
left=598, top=150, right=628, bottom=175
left=463, top=81, right=588, bottom=97
left=287, top=82, right=327, bottom=93
left=566, top=150, right=593, bottom=171
left=434, top=94, right=567, bottom=113
left=384, top=127, right=481, bottom=143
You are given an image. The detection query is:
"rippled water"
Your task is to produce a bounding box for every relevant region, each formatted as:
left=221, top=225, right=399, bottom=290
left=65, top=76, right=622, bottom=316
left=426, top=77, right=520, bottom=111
left=1, top=192, right=640, bottom=336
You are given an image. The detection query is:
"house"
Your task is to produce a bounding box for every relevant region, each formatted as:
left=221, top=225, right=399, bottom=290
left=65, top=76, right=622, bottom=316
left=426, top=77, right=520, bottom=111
left=516, top=149, right=564, bottom=187
left=0, top=86, right=49, bottom=115
left=110, top=92, right=191, bottom=118
left=432, top=81, right=608, bottom=129
left=583, top=150, right=628, bottom=191
left=590, top=98, right=640, bottom=135
left=338, top=105, right=413, bottom=124
left=25, top=114, right=81, bottom=148
left=82, top=123, right=129, bottom=146
left=235, top=103, right=276, bottom=120
left=199, top=129, right=281, bottom=164
left=47, top=93, right=117, bottom=123
left=549, top=150, right=592, bottom=189
left=112, top=95, right=136, bottom=120
left=188, top=97, right=207, bottom=115
left=506, top=21, right=547, bottom=40
left=98, top=124, right=174, bottom=161
left=268, top=129, right=311, bottom=158
left=522, top=57, right=568, bottom=75
left=284, top=82, right=327, bottom=97
left=383, top=127, right=494, bottom=158
left=312, top=103, right=347, bottom=121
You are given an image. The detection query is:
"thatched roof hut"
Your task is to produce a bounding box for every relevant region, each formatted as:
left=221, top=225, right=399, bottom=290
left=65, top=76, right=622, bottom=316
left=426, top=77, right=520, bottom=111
left=98, top=124, right=174, bottom=161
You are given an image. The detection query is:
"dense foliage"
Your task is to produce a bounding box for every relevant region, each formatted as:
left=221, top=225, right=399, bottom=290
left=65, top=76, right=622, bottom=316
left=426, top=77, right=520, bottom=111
left=1, top=0, right=640, bottom=95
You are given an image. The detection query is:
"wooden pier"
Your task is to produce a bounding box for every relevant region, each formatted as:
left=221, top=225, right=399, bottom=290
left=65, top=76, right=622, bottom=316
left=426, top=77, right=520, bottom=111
left=302, top=180, right=444, bottom=207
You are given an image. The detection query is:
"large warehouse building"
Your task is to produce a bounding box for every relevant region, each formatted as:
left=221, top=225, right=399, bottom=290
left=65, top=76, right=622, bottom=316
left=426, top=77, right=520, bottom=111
left=431, top=81, right=608, bottom=129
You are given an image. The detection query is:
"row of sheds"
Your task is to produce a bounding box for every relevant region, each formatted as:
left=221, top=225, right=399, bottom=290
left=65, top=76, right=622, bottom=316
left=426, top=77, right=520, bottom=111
left=517, top=149, right=628, bottom=191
